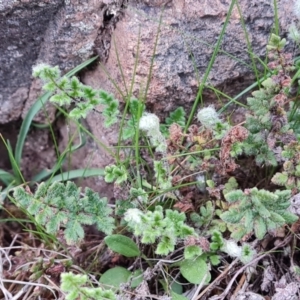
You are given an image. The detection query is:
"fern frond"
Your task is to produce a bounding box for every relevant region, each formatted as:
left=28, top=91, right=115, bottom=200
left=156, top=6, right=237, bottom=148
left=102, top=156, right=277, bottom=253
left=13, top=182, right=115, bottom=244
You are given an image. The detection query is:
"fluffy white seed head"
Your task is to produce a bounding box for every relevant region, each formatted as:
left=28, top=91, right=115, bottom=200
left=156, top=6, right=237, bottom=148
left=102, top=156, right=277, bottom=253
left=222, top=240, right=242, bottom=258
left=197, top=106, right=221, bottom=129
left=139, top=113, right=160, bottom=134
left=196, top=174, right=206, bottom=192
left=124, top=208, right=143, bottom=224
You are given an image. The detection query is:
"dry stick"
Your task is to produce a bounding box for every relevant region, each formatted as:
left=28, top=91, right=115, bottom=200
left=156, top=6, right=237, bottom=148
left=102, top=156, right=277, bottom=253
left=231, top=273, right=247, bottom=299
left=209, top=235, right=293, bottom=300
left=192, top=274, right=208, bottom=300
left=196, top=258, right=240, bottom=300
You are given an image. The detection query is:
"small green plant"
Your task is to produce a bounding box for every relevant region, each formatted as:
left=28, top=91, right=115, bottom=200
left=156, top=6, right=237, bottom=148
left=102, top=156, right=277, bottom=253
left=104, top=164, right=128, bottom=184
left=13, top=181, right=115, bottom=244
left=124, top=206, right=195, bottom=255
left=61, top=272, right=116, bottom=300
left=160, top=106, right=186, bottom=135
left=220, top=188, right=298, bottom=240
left=190, top=201, right=226, bottom=234
left=223, top=177, right=239, bottom=195
left=231, top=34, right=295, bottom=167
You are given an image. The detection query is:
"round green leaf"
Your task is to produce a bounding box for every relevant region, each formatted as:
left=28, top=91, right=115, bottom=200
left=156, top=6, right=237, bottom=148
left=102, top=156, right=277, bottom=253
left=105, top=234, right=140, bottom=257
left=100, top=267, right=131, bottom=290
left=171, top=281, right=183, bottom=295
left=180, top=257, right=211, bottom=284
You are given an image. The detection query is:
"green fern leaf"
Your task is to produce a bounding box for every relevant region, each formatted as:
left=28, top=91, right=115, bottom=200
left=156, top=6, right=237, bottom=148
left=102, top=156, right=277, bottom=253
left=13, top=181, right=115, bottom=244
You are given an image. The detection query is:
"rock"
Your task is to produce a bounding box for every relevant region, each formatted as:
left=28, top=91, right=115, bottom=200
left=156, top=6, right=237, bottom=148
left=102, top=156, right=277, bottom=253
left=84, top=0, right=296, bottom=118
left=0, top=0, right=123, bottom=123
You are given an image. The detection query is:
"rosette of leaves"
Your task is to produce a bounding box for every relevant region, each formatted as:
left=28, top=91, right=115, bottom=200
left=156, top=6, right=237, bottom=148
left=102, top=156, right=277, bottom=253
left=220, top=187, right=298, bottom=240
left=13, top=181, right=115, bottom=244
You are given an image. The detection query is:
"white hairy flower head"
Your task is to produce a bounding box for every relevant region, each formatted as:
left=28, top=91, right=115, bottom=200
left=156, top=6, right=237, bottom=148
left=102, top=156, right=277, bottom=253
left=139, top=112, right=167, bottom=153
left=197, top=106, right=221, bottom=129
left=124, top=208, right=143, bottom=225
left=139, top=113, right=160, bottom=134
left=222, top=240, right=242, bottom=258
left=196, top=174, right=206, bottom=192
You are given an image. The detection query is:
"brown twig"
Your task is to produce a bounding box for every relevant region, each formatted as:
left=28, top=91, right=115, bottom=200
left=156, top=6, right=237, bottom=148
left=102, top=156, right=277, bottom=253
left=196, top=258, right=239, bottom=299
left=209, top=235, right=292, bottom=300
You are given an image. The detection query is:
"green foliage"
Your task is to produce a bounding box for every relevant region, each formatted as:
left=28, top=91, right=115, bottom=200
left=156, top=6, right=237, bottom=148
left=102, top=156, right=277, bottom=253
left=122, top=98, right=145, bottom=140
left=190, top=201, right=214, bottom=227
left=223, top=177, right=238, bottom=195
left=104, top=164, right=128, bottom=184
left=7, top=15, right=300, bottom=300
left=129, top=187, right=149, bottom=205
left=231, top=34, right=296, bottom=167
left=184, top=245, right=203, bottom=260
left=104, top=234, right=140, bottom=257
left=125, top=206, right=195, bottom=255
left=234, top=79, right=279, bottom=165
left=190, top=201, right=227, bottom=233
left=99, top=267, right=143, bottom=291
left=210, top=231, right=224, bottom=251
left=267, top=33, right=286, bottom=51
left=220, top=188, right=298, bottom=240
left=171, top=292, right=189, bottom=300
left=180, top=256, right=211, bottom=284
left=33, top=64, right=119, bottom=126
left=13, top=181, right=115, bottom=244
left=99, top=90, right=120, bottom=127
left=166, top=107, right=186, bottom=127
left=61, top=272, right=116, bottom=300
left=99, top=267, right=131, bottom=291
left=161, top=107, right=186, bottom=135
left=271, top=141, right=300, bottom=192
